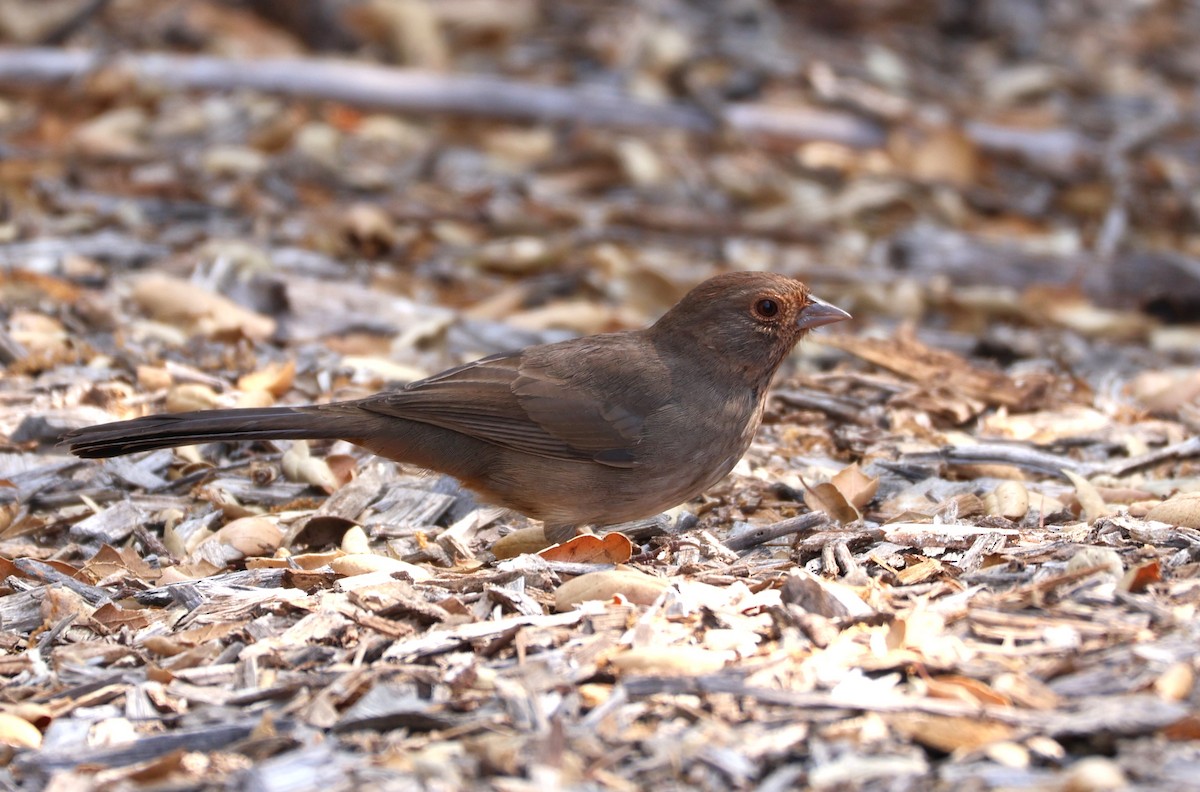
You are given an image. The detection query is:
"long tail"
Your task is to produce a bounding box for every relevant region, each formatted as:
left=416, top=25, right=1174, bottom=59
left=61, top=405, right=361, bottom=458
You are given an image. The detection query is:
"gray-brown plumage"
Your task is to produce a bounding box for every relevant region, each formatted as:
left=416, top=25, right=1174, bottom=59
left=62, top=271, right=850, bottom=541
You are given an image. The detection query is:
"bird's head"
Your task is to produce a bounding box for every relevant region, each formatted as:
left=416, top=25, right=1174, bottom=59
left=652, top=271, right=850, bottom=382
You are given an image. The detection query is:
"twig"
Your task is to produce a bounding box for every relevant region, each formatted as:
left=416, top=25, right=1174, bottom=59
left=906, top=437, right=1200, bottom=480
left=903, top=443, right=1085, bottom=478
left=621, top=675, right=1041, bottom=726
left=773, top=388, right=874, bottom=425
left=1100, top=436, right=1200, bottom=478
left=724, top=513, right=828, bottom=551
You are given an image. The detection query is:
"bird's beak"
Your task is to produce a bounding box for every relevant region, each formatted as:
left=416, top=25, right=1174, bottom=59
left=796, top=295, right=852, bottom=330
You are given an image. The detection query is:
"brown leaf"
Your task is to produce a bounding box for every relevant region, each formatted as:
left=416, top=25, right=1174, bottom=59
left=823, top=329, right=1045, bottom=410
left=1062, top=470, right=1114, bottom=523
left=492, top=525, right=554, bottom=559
left=554, top=568, right=669, bottom=610
left=1118, top=559, right=1161, bottom=594
left=281, top=442, right=341, bottom=493
left=198, top=517, right=284, bottom=563
left=922, top=675, right=1011, bottom=707
left=131, top=273, right=276, bottom=341
left=83, top=544, right=160, bottom=583
left=237, top=359, right=296, bottom=397
left=890, top=123, right=979, bottom=187
left=889, top=713, right=1014, bottom=753
left=805, top=482, right=860, bottom=524
left=326, top=455, right=358, bottom=488
left=1163, top=715, right=1200, bottom=741
left=1153, top=662, right=1194, bottom=702
left=834, top=464, right=880, bottom=511
left=540, top=532, right=633, bottom=564
left=1145, top=491, right=1200, bottom=528
left=330, top=553, right=432, bottom=580
left=0, top=712, right=42, bottom=749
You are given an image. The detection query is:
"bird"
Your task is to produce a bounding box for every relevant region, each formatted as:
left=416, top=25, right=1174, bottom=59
left=62, top=271, right=850, bottom=542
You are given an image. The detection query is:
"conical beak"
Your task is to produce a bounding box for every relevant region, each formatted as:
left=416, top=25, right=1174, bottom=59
left=796, top=295, right=851, bottom=330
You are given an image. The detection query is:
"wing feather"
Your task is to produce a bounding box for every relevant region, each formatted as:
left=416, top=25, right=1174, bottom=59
left=358, top=340, right=669, bottom=468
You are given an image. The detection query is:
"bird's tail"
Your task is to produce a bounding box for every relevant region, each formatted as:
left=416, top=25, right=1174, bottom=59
left=60, top=405, right=360, bottom=458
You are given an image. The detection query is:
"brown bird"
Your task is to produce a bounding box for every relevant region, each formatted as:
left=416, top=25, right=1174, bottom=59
left=62, top=271, right=850, bottom=542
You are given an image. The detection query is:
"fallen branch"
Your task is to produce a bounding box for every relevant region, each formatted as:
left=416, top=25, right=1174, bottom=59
left=905, top=436, right=1200, bottom=480
left=903, top=443, right=1086, bottom=478
left=0, top=47, right=884, bottom=146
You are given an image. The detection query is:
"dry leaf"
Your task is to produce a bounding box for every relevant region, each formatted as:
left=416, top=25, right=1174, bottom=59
left=492, top=525, right=554, bottom=559
left=0, top=712, right=42, bottom=749
left=1062, top=470, right=1114, bottom=523
left=282, top=442, right=341, bottom=493
left=808, top=464, right=879, bottom=521
left=805, top=481, right=861, bottom=523
left=1163, top=715, right=1200, bottom=741
left=325, top=455, right=358, bottom=487
left=41, top=586, right=94, bottom=628
left=922, top=675, right=1010, bottom=707
left=246, top=551, right=343, bottom=570
left=1119, top=559, right=1161, bottom=593
left=886, top=610, right=947, bottom=652
left=890, top=123, right=979, bottom=187
left=985, top=480, right=1029, bottom=520
left=1058, top=757, right=1127, bottom=790
left=233, top=389, right=276, bottom=409
left=1065, top=546, right=1123, bottom=580
left=1127, top=368, right=1200, bottom=414
left=1029, top=289, right=1152, bottom=341
left=165, top=383, right=220, bottom=413
left=131, top=273, right=276, bottom=341
left=539, top=532, right=633, bottom=564
left=1153, top=662, right=1194, bottom=702
left=823, top=330, right=1041, bottom=409
left=340, top=203, right=396, bottom=256
left=507, top=301, right=617, bottom=334
left=555, top=568, right=670, bottom=610
left=980, top=407, right=1109, bottom=444
left=983, top=741, right=1030, bottom=769
left=473, top=236, right=556, bottom=273
left=199, top=517, right=283, bottom=563
left=889, top=713, right=1013, bottom=753
left=84, top=544, right=160, bottom=582
left=237, top=359, right=296, bottom=397
left=340, top=525, right=371, bottom=554
left=992, top=673, right=1061, bottom=710
left=137, top=365, right=173, bottom=390
left=331, top=553, right=432, bottom=581
left=1145, top=491, right=1200, bottom=528
left=73, top=107, right=148, bottom=158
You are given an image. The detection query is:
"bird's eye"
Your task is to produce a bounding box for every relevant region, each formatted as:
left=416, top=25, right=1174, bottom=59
left=753, top=298, right=780, bottom=319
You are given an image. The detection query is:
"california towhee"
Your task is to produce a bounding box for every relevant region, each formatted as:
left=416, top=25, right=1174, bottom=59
left=63, top=271, right=849, bottom=541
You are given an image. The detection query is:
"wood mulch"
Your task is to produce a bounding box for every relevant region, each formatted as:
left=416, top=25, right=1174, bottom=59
left=2, top=1, right=1200, bottom=789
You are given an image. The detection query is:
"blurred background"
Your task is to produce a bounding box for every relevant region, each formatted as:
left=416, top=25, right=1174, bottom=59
left=0, top=0, right=1195, bottom=345
left=1, top=0, right=1198, bottom=405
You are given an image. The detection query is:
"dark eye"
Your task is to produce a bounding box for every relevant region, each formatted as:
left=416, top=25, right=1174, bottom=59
left=753, top=298, right=780, bottom=319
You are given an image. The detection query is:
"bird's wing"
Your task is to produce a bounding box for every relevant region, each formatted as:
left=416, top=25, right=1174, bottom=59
left=359, top=340, right=670, bottom=468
